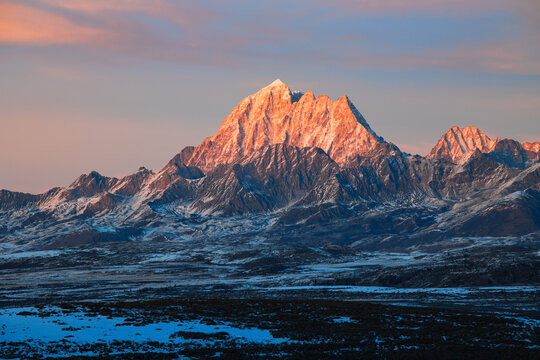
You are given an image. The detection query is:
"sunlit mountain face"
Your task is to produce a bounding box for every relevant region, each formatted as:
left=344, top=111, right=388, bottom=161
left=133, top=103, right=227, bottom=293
left=184, top=79, right=385, bottom=171
left=2, top=79, right=538, bottom=220
left=1, top=78, right=539, bottom=267
left=1, top=80, right=539, bottom=358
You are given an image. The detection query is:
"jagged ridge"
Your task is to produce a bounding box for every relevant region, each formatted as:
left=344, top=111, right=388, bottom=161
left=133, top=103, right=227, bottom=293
left=183, top=79, right=386, bottom=172
left=0, top=80, right=539, bottom=246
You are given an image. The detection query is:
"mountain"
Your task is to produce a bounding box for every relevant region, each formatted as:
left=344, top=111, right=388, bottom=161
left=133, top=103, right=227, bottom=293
left=428, top=126, right=540, bottom=169
left=523, top=142, right=540, bottom=153
left=0, top=79, right=539, bottom=253
left=181, top=79, right=386, bottom=172
left=427, top=126, right=498, bottom=162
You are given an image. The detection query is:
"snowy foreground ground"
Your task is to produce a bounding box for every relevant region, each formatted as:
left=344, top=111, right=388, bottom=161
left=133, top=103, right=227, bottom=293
left=1, top=298, right=539, bottom=359
left=0, top=237, right=538, bottom=358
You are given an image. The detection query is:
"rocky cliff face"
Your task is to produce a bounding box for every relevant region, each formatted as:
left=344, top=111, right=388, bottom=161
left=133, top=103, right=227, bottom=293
left=0, top=80, right=539, bottom=248
left=428, top=126, right=540, bottom=169
left=427, top=126, right=498, bottom=162
left=182, top=79, right=385, bottom=172
left=523, top=142, right=540, bottom=153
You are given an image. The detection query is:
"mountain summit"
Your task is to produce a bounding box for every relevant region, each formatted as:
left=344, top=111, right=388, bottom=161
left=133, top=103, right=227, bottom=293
left=183, top=79, right=385, bottom=171
left=427, top=126, right=499, bottom=161
left=1, top=79, right=539, bottom=254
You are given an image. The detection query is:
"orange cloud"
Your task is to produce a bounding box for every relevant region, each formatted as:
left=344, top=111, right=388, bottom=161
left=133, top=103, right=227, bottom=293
left=0, top=0, right=214, bottom=48
left=0, top=3, right=106, bottom=45
left=1, top=0, right=538, bottom=74
left=39, top=0, right=213, bottom=28
left=0, top=0, right=230, bottom=65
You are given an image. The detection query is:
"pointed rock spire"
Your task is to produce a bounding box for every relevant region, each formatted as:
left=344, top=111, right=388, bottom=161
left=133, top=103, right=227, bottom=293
left=427, top=126, right=499, bottom=161
left=267, top=78, right=286, bottom=87
left=522, top=142, right=540, bottom=153
left=173, top=80, right=386, bottom=172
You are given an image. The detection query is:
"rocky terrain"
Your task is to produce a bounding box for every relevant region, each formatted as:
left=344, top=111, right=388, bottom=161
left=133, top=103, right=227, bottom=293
left=0, top=82, right=538, bottom=298
left=1, top=79, right=538, bottom=357
left=0, top=79, right=538, bottom=252
left=0, top=80, right=539, bottom=289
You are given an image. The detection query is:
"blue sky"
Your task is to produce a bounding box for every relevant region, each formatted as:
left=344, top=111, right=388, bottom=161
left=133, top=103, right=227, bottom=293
left=1, top=0, right=539, bottom=192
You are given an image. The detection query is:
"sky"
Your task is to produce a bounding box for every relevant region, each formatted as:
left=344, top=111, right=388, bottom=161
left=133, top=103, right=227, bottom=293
left=1, top=0, right=539, bottom=193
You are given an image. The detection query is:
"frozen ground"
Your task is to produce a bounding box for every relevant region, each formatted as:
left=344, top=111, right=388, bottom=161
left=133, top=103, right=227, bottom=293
left=0, top=236, right=538, bottom=316
left=1, top=299, right=538, bottom=359
left=0, top=225, right=538, bottom=357
left=0, top=305, right=287, bottom=358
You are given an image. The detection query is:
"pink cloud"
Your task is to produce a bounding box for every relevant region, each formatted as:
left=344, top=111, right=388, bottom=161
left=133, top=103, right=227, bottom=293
left=39, top=0, right=214, bottom=28
left=0, top=3, right=106, bottom=45
left=1, top=0, right=538, bottom=74
left=0, top=0, right=212, bottom=46
left=0, top=0, right=239, bottom=67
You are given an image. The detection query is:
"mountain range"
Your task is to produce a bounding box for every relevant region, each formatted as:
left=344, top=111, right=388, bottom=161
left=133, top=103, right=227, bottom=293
left=1, top=79, right=539, bottom=252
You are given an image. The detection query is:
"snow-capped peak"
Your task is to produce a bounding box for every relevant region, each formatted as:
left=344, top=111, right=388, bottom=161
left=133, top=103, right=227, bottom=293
left=427, top=126, right=499, bottom=161
left=180, top=79, right=387, bottom=171
left=267, top=78, right=286, bottom=88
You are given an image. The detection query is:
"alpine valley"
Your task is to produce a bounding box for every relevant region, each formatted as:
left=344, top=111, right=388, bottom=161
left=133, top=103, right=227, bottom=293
left=1, top=80, right=539, bottom=358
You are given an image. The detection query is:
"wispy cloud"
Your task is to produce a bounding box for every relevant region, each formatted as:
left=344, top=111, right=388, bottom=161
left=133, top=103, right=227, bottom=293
left=38, top=0, right=214, bottom=28
left=1, top=0, right=539, bottom=74
left=341, top=42, right=540, bottom=75
left=0, top=0, right=235, bottom=65
left=313, top=0, right=522, bottom=16
left=0, top=2, right=106, bottom=45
